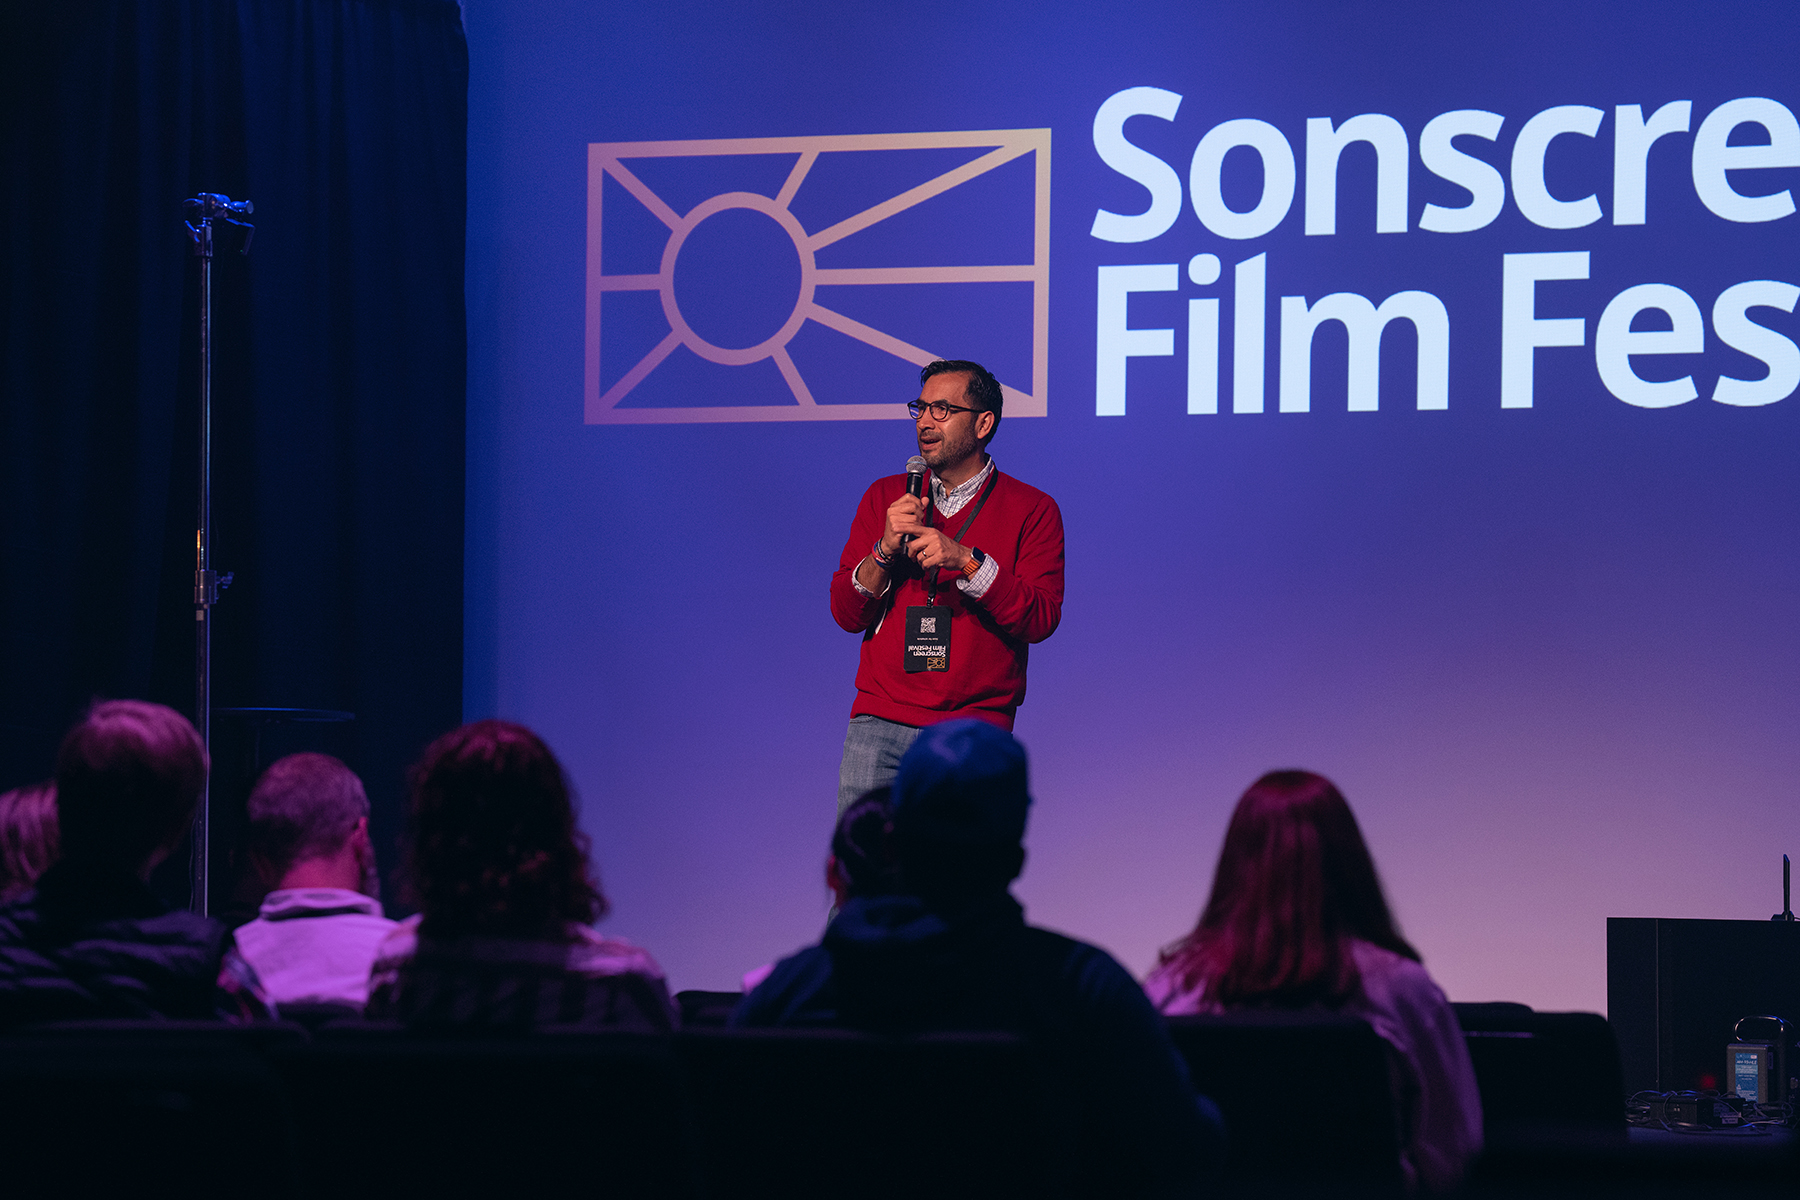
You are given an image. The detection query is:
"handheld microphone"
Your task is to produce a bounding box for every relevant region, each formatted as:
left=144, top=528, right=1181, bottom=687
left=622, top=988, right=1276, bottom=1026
left=901, top=455, right=927, bottom=547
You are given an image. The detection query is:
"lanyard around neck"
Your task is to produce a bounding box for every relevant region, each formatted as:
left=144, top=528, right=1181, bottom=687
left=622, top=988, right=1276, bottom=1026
left=925, top=468, right=999, bottom=605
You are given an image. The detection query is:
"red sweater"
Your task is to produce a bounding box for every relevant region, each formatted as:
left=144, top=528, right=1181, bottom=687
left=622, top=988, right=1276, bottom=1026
left=830, top=469, right=1064, bottom=730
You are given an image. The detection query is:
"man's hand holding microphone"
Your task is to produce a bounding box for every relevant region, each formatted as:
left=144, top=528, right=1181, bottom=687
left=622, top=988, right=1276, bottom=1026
left=854, top=456, right=973, bottom=595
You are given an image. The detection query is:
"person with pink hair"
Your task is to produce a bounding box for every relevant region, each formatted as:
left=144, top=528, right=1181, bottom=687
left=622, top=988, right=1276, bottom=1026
left=1145, top=770, right=1481, bottom=1193
left=0, top=781, right=58, bottom=903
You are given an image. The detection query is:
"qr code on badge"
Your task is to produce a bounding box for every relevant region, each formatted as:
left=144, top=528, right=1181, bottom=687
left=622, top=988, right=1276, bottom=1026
left=919, top=617, right=937, bottom=633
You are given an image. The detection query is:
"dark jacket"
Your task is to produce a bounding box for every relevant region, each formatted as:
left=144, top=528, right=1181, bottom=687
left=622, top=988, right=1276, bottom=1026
left=736, top=892, right=1221, bottom=1196
left=0, top=860, right=262, bottom=1027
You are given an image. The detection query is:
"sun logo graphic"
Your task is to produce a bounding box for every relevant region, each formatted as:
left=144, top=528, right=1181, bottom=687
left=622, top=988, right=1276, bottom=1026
left=585, top=129, right=1050, bottom=423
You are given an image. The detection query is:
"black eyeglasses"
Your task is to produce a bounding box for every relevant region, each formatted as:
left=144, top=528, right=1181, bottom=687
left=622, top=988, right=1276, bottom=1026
left=907, top=399, right=980, bottom=421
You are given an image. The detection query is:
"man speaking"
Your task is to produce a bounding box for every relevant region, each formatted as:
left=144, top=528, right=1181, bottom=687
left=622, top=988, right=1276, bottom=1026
left=830, top=360, right=1065, bottom=809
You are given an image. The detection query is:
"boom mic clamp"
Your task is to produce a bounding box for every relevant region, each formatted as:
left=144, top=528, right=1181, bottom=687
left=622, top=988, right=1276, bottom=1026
left=183, top=193, right=256, bottom=254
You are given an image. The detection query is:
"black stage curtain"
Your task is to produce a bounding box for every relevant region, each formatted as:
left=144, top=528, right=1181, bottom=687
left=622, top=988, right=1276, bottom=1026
left=0, top=1, right=467, bottom=910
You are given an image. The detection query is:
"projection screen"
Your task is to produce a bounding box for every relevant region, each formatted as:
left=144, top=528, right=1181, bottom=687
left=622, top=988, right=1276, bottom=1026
left=465, top=0, right=1800, bottom=1009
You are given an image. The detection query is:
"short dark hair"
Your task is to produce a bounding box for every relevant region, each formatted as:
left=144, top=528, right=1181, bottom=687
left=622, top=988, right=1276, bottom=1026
left=54, top=700, right=207, bottom=870
left=0, top=781, right=58, bottom=901
left=831, top=788, right=902, bottom=900
left=246, top=753, right=369, bottom=878
left=920, top=359, right=1003, bottom=446
left=404, top=719, right=606, bottom=939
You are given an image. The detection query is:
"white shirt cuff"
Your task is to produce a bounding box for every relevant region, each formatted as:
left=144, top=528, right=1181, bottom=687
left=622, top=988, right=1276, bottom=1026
left=851, top=555, right=891, bottom=598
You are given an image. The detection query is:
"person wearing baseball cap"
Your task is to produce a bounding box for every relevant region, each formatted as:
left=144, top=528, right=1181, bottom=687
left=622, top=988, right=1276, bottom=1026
left=737, top=719, right=1221, bottom=1194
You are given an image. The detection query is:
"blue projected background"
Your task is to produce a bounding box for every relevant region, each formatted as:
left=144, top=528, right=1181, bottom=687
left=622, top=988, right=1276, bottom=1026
left=465, top=0, right=1800, bottom=1011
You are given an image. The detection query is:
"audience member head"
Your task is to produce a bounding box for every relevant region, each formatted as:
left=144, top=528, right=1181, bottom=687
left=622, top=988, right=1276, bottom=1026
left=404, top=719, right=605, bottom=939
left=827, top=787, right=902, bottom=907
left=54, top=700, right=207, bottom=877
left=246, top=753, right=377, bottom=896
left=0, top=781, right=59, bottom=902
left=1160, top=769, right=1418, bottom=1008
left=891, top=719, right=1030, bottom=905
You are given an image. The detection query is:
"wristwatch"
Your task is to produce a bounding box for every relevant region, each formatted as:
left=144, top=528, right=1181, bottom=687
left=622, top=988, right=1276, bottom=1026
left=961, top=547, right=986, bottom=579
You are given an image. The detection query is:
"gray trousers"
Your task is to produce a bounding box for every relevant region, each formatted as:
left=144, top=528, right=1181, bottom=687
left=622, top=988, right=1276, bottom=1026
left=837, top=714, right=922, bottom=811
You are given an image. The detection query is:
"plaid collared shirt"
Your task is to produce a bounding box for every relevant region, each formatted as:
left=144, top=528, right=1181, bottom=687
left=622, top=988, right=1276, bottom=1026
left=853, top=457, right=999, bottom=599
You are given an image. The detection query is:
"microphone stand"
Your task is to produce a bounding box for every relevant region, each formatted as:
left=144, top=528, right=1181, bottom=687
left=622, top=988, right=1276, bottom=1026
left=181, top=193, right=253, bottom=916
